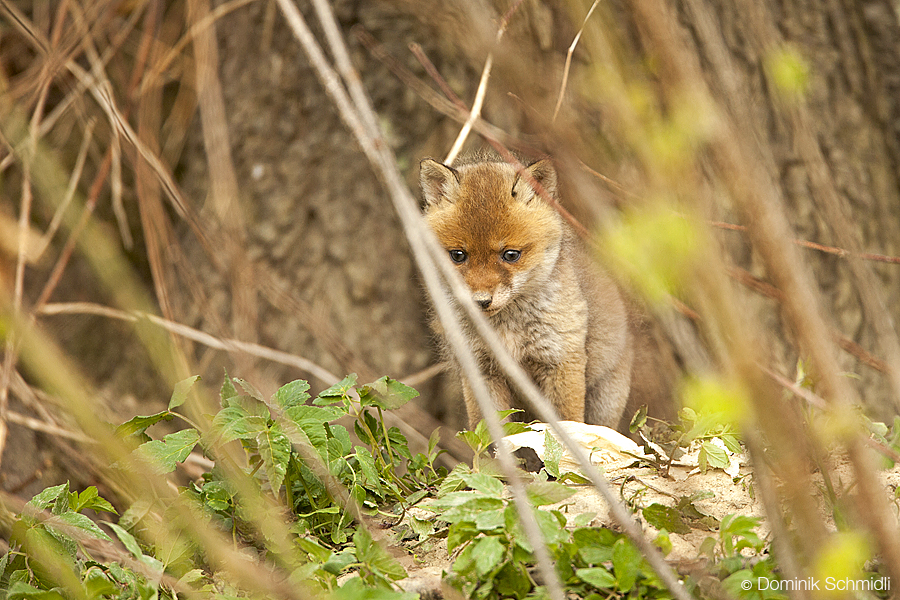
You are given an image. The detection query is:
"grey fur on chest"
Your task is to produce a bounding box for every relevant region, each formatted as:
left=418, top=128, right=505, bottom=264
left=477, top=293, right=587, bottom=364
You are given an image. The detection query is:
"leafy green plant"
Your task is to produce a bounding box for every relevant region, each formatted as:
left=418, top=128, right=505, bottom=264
left=1, top=373, right=446, bottom=599
left=421, top=465, right=676, bottom=600
left=0, top=482, right=173, bottom=600
left=7, top=374, right=893, bottom=600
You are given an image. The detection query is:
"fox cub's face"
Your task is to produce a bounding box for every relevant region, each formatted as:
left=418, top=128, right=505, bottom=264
left=420, top=158, right=564, bottom=313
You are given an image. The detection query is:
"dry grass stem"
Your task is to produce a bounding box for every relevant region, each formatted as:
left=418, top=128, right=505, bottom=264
left=4, top=409, right=92, bottom=444
left=139, top=0, right=259, bottom=96
left=444, top=0, right=526, bottom=164
left=35, top=118, right=96, bottom=260
left=38, top=301, right=341, bottom=385
left=552, top=0, right=601, bottom=122
left=409, top=42, right=467, bottom=108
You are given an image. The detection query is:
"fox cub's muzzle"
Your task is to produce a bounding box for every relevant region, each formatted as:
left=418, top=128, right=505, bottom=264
left=472, top=291, right=493, bottom=310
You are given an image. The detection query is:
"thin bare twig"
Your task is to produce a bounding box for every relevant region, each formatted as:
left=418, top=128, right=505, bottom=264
left=444, top=0, right=526, bottom=164
left=760, top=365, right=827, bottom=409
left=37, top=302, right=340, bottom=385
left=399, top=361, right=447, bottom=388
left=552, top=0, right=601, bottom=122
left=0, top=59, right=54, bottom=470
left=35, top=118, right=97, bottom=260
left=138, top=0, right=259, bottom=96
left=711, top=220, right=900, bottom=265
left=409, top=43, right=466, bottom=108
left=354, top=26, right=529, bottom=153
left=5, top=409, right=93, bottom=443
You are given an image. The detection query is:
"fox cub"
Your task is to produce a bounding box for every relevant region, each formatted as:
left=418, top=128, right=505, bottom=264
left=420, top=154, right=633, bottom=430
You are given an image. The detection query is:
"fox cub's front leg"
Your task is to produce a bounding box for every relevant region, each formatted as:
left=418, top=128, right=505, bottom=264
left=535, top=354, right=587, bottom=422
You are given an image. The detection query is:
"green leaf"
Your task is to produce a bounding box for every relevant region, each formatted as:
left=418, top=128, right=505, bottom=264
left=315, top=374, right=358, bottom=403
left=642, top=503, right=691, bottom=535
left=574, top=527, right=619, bottom=564
left=501, top=420, right=531, bottom=436
left=6, top=581, right=66, bottom=600
left=456, top=429, right=489, bottom=454
left=323, top=550, right=356, bottom=575
left=333, top=576, right=418, bottom=600
left=721, top=569, right=755, bottom=598
left=577, top=567, right=616, bottom=590
left=69, top=486, right=117, bottom=515
left=55, top=511, right=112, bottom=542
left=526, top=481, right=575, bottom=506
left=328, top=423, right=353, bottom=455
left=720, top=514, right=763, bottom=556
left=387, top=427, right=410, bottom=459
left=201, top=480, right=234, bottom=512
left=106, top=522, right=164, bottom=573
left=439, top=463, right=471, bottom=496
left=296, top=536, right=332, bottom=563
left=408, top=515, right=435, bottom=538
left=535, top=509, right=568, bottom=545
left=543, top=429, right=563, bottom=479
left=84, top=567, right=119, bottom=596
left=700, top=441, right=730, bottom=470
left=462, top=472, right=504, bottom=498
left=235, top=378, right=264, bottom=401
left=106, top=522, right=141, bottom=557
left=169, top=375, right=201, bottom=410
left=220, top=373, right=240, bottom=406
left=629, top=405, right=649, bottom=433
left=273, top=379, right=311, bottom=410
left=441, top=497, right=505, bottom=524
left=493, top=561, right=532, bottom=598
left=353, top=528, right=407, bottom=581
left=212, top=407, right=268, bottom=444
left=473, top=535, right=505, bottom=576
left=358, top=376, right=419, bottom=410
left=473, top=508, right=506, bottom=531
left=257, top=423, right=291, bottom=493
left=137, top=429, right=200, bottom=474
left=115, top=412, right=173, bottom=439
left=654, top=529, right=673, bottom=556
left=175, top=568, right=206, bottom=588
left=721, top=433, right=742, bottom=454
left=612, top=538, right=642, bottom=592
left=447, top=521, right=479, bottom=553
left=569, top=512, right=597, bottom=528
left=284, top=405, right=344, bottom=449
left=28, top=483, right=69, bottom=512
left=353, top=447, right=383, bottom=495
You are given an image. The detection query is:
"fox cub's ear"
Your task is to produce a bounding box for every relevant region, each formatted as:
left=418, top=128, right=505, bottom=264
left=420, top=159, right=460, bottom=206
left=512, top=159, right=558, bottom=203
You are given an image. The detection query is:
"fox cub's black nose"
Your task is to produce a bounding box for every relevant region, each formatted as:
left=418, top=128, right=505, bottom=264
left=472, top=292, right=493, bottom=310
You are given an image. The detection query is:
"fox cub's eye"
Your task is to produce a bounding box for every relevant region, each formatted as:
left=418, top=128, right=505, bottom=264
left=449, top=249, right=468, bottom=263
left=501, top=249, right=521, bottom=263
